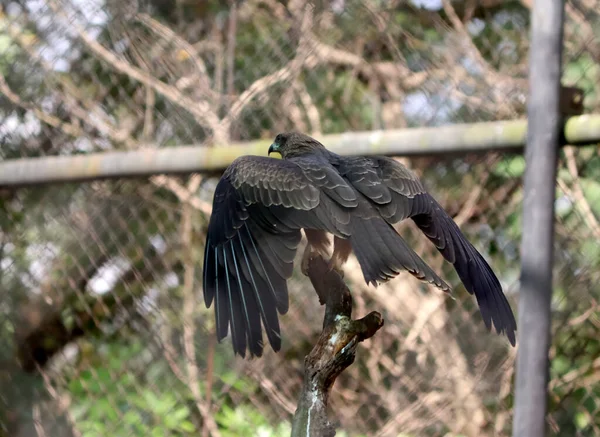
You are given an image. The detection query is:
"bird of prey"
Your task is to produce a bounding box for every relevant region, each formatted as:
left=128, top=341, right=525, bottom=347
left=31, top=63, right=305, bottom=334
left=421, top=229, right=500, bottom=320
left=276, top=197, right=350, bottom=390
left=203, top=132, right=517, bottom=357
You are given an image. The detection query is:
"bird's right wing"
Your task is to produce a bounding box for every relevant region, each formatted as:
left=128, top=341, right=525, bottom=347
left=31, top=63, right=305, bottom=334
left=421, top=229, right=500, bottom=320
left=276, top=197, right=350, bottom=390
left=203, top=156, right=356, bottom=358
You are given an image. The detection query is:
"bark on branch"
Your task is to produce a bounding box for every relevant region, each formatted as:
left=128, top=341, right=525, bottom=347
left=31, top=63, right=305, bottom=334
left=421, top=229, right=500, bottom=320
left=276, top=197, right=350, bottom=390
left=291, top=254, right=384, bottom=437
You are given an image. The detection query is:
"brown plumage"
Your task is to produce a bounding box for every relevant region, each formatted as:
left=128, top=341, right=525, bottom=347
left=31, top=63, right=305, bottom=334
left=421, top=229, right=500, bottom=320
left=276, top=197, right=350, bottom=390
left=203, top=132, right=517, bottom=357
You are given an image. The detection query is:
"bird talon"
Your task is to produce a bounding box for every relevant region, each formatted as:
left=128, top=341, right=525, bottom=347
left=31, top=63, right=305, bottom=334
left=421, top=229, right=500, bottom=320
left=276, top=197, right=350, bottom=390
left=301, top=260, right=310, bottom=276
left=301, top=248, right=313, bottom=276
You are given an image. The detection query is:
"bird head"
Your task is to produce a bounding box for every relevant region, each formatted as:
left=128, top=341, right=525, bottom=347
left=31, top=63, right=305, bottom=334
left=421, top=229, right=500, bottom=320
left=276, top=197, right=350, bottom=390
left=268, top=132, right=326, bottom=159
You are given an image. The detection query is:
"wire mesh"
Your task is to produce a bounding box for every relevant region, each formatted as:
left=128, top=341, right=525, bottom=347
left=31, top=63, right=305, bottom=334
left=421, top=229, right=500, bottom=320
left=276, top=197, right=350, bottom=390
left=0, top=0, right=599, bottom=436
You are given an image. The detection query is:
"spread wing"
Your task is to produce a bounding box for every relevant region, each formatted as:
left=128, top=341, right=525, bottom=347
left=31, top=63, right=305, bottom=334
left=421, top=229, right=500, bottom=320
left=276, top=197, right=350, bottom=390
left=335, top=155, right=517, bottom=346
left=203, top=155, right=357, bottom=357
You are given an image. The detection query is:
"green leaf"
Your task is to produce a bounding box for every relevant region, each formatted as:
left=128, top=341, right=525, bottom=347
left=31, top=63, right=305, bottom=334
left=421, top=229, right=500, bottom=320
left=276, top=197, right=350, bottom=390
left=142, top=390, right=162, bottom=411
left=69, top=378, right=86, bottom=395
left=151, top=426, right=168, bottom=437
left=96, top=367, right=113, bottom=385
left=574, top=411, right=590, bottom=429
left=172, top=406, right=190, bottom=421
left=493, top=156, right=525, bottom=178
left=579, top=177, right=600, bottom=216
left=551, top=355, right=571, bottom=377
left=70, top=403, right=91, bottom=421
left=123, top=410, right=143, bottom=426
left=179, top=421, right=196, bottom=432
left=164, top=414, right=179, bottom=430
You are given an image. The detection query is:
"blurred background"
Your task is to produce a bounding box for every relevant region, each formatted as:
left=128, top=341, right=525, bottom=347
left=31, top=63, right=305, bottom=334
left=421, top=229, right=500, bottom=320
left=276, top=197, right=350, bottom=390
left=1, top=0, right=599, bottom=436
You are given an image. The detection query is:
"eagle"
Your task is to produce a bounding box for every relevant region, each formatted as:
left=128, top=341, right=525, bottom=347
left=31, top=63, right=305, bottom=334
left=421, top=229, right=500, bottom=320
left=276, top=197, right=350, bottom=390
left=202, top=132, right=517, bottom=357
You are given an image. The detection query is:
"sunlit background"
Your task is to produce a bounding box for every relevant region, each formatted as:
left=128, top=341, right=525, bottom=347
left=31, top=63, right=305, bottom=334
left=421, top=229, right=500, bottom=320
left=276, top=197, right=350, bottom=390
left=1, top=0, right=599, bottom=436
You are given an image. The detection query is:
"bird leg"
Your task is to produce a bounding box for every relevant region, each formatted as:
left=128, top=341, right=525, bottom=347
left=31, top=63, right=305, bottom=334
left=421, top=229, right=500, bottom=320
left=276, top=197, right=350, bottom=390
left=326, top=236, right=352, bottom=279
left=302, top=229, right=331, bottom=276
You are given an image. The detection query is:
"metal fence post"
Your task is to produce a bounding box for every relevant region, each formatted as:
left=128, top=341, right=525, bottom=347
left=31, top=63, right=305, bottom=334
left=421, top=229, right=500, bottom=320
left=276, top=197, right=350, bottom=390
left=512, top=1, right=565, bottom=437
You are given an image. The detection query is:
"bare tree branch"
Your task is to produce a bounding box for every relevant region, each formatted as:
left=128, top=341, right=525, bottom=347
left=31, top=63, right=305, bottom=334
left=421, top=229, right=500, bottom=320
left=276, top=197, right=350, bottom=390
left=0, top=74, right=84, bottom=139
left=441, top=0, right=502, bottom=83
left=221, top=5, right=314, bottom=130
left=4, top=20, right=141, bottom=148
left=135, top=13, right=212, bottom=95
left=291, top=254, right=384, bottom=437
left=46, top=0, right=223, bottom=139
left=226, top=1, right=238, bottom=109
left=142, top=87, right=155, bottom=142
left=294, top=80, right=322, bottom=135
left=150, top=175, right=212, bottom=215
left=309, top=39, right=432, bottom=89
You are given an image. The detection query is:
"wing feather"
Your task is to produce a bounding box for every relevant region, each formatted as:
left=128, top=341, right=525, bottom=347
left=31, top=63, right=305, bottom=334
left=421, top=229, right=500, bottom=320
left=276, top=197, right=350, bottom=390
left=203, top=156, right=355, bottom=357
left=336, top=154, right=517, bottom=345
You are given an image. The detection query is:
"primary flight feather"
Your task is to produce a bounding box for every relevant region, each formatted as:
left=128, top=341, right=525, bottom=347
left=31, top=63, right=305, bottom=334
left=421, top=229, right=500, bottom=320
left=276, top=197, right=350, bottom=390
left=203, top=132, right=517, bottom=357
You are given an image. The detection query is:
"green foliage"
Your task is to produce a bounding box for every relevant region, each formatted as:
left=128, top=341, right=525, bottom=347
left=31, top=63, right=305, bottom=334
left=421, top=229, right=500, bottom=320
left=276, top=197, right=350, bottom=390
left=217, top=405, right=291, bottom=437
left=492, top=155, right=526, bottom=178
left=67, top=340, right=195, bottom=436
left=564, top=54, right=600, bottom=109
left=64, top=337, right=296, bottom=436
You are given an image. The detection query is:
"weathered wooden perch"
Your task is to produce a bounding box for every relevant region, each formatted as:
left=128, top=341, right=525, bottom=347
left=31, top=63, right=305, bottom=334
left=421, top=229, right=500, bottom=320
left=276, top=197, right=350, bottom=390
left=290, top=254, right=384, bottom=437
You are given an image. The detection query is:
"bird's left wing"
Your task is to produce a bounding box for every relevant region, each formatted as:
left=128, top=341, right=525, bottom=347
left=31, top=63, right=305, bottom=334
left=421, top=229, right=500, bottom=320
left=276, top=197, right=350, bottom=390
left=203, top=156, right=355, bottom=357
left=335, top=155, right=517, bottom=346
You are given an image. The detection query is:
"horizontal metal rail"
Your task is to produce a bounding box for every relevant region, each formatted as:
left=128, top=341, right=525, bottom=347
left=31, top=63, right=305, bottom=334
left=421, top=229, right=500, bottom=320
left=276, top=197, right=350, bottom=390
left=1, top=114, right=599, bottom=187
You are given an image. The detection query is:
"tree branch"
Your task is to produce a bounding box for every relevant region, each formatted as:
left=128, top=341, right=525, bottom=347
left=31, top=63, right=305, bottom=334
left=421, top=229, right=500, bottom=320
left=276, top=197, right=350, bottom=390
left=46, top=0, right=223, bottom=139
left=221, top=4, right=314, bottom=130
left=291, top=254, right=384, bottom=437
left=0, top=74, right=84, bottom=139
left=135, top=12, right=211, bottom=91
left=149, top=174, right=212, bottom=215
left=4, top=19, right=140, bottom=149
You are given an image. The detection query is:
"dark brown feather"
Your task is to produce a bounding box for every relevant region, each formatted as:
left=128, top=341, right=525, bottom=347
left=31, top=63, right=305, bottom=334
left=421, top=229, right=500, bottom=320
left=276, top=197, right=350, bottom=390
left=203, top=134, right=517, bottom=357
left=334, top=153, right=517, bottom=345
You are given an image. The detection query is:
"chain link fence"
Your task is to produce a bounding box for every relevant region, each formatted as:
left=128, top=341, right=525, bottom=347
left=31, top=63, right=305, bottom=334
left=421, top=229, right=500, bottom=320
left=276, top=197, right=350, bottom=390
left=1, top=0, right=599, bottom=436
